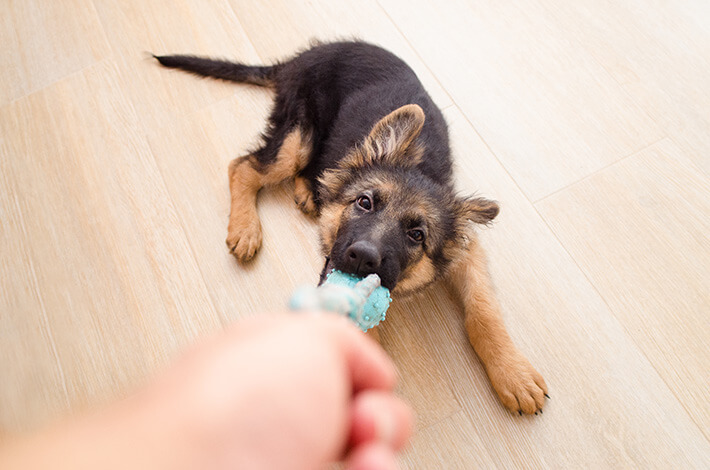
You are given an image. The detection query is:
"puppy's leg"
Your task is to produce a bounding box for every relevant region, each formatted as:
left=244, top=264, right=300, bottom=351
left=226, top=156, right=263, bottom=261
left=447, top=234, right=547, bottom=415
left=227, top=127, right=310, bottom=261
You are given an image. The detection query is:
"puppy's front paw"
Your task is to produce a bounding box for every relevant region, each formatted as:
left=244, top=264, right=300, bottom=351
left=487, top=353, right=548, bottom=415
left=226, top=214, right=262, bottom=262
left=294, top=177, right=317, bottom=216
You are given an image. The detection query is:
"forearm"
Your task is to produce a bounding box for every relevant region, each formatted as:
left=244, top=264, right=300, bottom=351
left=0, top=393, right=196, bottom=470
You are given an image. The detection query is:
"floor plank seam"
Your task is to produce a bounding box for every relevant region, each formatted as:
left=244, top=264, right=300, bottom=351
left=5, top=0, right=112, bottom=107
left=374, top=0, right=458, bottom=109
left=415, top=407, right=462, bottom=436
left=227, top=3, right=292, bottom=69
left=449, top=103, right=539, bottom=207
left=2, top=57, right=108, bottom=109
left=533, top=136, right=669, bottom=205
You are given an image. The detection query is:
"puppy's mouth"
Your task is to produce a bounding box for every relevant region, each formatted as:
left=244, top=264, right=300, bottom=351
left=318, top=254, right=398, bottom=291
left=318, top=256, right=334, bottom=285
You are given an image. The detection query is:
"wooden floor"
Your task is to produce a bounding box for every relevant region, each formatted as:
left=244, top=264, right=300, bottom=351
left=2, top=1, right=709, bottom=468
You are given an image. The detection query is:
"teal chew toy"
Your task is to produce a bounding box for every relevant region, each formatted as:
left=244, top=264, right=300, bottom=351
left=289, top=270, right=392, bottom=332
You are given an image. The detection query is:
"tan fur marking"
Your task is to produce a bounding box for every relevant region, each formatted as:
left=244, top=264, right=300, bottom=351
left=261, top=129, right=311, bottom=186
left=226, top=156, right=263, bottom=261
left=318, top=202, right=347, bottom=254
left=294, top=176, right=317, bottom=216
left=317, top=168, right=345, bottom=200
left=225, top=129, right=312, bottom=261
left=372, top=179, right=400, bottom=203
left=394, top=254, right=436, bottom=294
left=446, top=234, right=547, bottom=415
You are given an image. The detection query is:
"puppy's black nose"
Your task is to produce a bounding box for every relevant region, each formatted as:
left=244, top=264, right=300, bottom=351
left=343, top=240, right=381, bottom=275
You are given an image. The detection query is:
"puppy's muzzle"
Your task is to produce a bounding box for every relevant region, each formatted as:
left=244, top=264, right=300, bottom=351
left=342, top=240, right=382, bottom=276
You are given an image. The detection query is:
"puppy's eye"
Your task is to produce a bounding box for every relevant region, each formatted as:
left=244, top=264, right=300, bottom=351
left=408, top=229, right=425, bottom=243
left=356, top=195, right=373, bottom=211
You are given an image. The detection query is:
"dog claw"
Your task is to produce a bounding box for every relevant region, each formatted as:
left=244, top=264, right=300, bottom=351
left=518, top=410, right=522, bottom=416
left=544, top=393, right=550, bottom=399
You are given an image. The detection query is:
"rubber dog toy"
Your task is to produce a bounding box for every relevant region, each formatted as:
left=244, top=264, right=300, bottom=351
left=289, top=270, right=391, bottom=332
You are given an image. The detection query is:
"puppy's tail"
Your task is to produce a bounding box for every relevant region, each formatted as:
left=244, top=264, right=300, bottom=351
left=152, top=54, right=277, bottom=87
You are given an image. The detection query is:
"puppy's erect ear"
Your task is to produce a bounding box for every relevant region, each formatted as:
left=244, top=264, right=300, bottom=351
left=355, top=104, right=426, bottom=167
left=456, top=196, right=500, bottom=225
left=319, top=104, right=425, bottom=201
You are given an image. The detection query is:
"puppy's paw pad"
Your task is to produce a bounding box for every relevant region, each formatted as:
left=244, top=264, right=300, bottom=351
left=488, top=355, right=548, bottom=415
left=226, top=219, right=262, bottom=262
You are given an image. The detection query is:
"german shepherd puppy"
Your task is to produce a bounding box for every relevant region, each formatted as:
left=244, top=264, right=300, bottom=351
left=155, top=41, right=547, bottom=415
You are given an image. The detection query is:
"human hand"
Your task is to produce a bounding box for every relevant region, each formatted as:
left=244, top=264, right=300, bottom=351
left=1, top=314, right=413, bottom=470
left=146, top=313, right=413, bottom=469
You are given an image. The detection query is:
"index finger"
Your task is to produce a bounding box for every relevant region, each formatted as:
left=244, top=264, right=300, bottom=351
left=319, top=316, right=398, bottom=393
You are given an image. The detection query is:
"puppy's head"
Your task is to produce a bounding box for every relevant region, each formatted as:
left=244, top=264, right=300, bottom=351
left=318, top=105, right=498, bottom=294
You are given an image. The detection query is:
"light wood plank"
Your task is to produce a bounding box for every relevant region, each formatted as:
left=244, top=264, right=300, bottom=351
left=537, top=0, right=710, bottom=177
left=227, top=0, right=452, bottom=109
left=378, top=299, right=462, bottom=430
left=0, top=166, right=68, bottom=431
left=0, top=0, right=109, bottom=104
left=378, top=0, right=661, bottom=201
left=93, top=0, right=262, bottom=120
left=0, top=60, right=221, bottom=411
left=536, top=138, right=710, bottom=439
left=399, top=411, right=497, bottom=469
